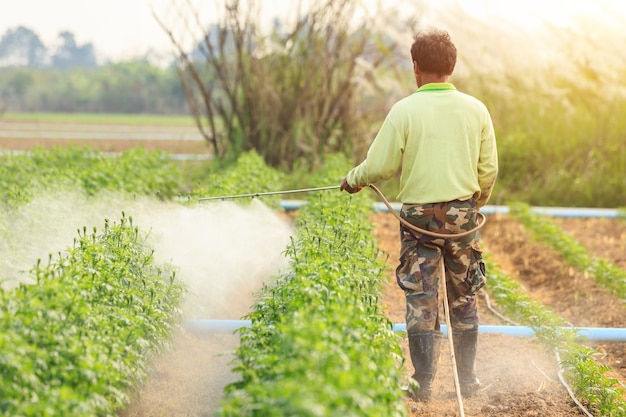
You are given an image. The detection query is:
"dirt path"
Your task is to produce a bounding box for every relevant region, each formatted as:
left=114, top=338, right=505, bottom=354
left=372, top=211, right=626, bottom=416
left=481, top=214, right=626, bottom=383
left=0, top=137, right=210, bottom=154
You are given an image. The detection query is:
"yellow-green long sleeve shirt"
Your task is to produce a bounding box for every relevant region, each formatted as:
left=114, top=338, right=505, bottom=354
left=346, top=83, right=498, bottom=208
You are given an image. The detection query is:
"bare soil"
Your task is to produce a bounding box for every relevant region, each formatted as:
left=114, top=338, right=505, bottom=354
left=373, top=211, right=626, bottom=417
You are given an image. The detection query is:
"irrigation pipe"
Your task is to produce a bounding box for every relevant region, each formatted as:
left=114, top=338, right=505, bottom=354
left=279, top=200, right=623, bottom=218
left=185, top=320, right=626, bottom=341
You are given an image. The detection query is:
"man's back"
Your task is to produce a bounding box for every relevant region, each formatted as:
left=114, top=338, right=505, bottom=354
left=390, top=83, right=497, bottom=205
left=346, top=82, right=498, bottom=207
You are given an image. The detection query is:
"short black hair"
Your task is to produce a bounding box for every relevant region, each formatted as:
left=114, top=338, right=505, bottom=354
left=410, top=29, right=457, bottom=76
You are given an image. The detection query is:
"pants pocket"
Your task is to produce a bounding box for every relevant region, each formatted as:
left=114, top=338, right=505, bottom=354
left=465, top=249, right=486, bottom=295
left=396, top=249, right=425, bottom=293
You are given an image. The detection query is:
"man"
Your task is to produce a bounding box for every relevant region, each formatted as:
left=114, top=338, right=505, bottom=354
left=340, top=29, right=498, bottom=402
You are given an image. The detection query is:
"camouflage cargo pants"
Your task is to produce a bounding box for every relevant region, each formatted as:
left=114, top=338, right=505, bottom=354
left=396, top=200, right=486, bottom=333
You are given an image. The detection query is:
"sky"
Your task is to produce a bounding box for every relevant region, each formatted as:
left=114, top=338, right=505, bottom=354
left=1, top=0, right=625, bottom=62
left=1, top=1, right=176, bottom=61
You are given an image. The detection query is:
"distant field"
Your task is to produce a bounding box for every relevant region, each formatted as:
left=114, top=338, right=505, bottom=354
left=1, top=112, right=198, bottom=126
left=0, top=112, right=211, bottom=155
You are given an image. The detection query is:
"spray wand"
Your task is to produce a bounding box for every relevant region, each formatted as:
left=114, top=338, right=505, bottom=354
left=199, top=184, right=484, bottom=238
left=197, top=185, right=340, bottom=201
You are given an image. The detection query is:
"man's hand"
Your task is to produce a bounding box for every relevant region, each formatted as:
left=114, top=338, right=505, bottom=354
left=340, top=177, right=363, bottom=194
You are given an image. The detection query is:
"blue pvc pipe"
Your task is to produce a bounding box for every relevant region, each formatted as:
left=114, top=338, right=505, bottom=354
left=185, top=320, right=626, bottom=342
left=279, top=200, right=622, bottom=218
left=478, top=205, right=622, bottom=219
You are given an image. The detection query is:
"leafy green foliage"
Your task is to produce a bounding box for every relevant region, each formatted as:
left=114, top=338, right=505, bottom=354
left=0, top=147, right=185, bottom=208
left=190, top=150, right=286, bottom=209
left=0, top=60, right=187, bottom=114
left=217, top=155, right=407, bottom=417
left=561, top=344, right=626, bottom=417
left=509, top=202, right=626, bottom=301
left=0, top=214, right=185, bottom=416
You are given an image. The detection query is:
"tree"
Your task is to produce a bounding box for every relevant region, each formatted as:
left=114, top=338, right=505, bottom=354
left=0, top=68, right=34, bottom=109
left=155, top=0, right=406, bottom=170
left=0, top=26, right=47, bottom=67
left=50, top=31, right=97, bottom=70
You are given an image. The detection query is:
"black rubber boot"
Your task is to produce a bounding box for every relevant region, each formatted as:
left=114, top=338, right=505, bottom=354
left=452, top=327, right=481, bottom=397
left=407, top=330, right=443, bottom=402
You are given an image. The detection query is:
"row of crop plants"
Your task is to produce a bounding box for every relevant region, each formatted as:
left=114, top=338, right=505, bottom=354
left=482, top=202, right=626, bottom=416
left=0, top=215, right=185, bottom=416
left=508, top=203, right=626, bottom=302
left=0, top=147, right=195, bottom=416
left=3, top=145, right=625, bottom=415
left=483, top=218, right=626, bottom=417
left=0, top=147, right=185, bottom=208
left=0, top=146, right=293, bottom=416
left=216, top=154, right=408, bottom=417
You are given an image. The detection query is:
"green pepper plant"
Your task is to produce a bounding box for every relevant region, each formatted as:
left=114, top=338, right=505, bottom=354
left=0, top=214, right=185, bottom=416
left=217, top=154, right=408, bottom=417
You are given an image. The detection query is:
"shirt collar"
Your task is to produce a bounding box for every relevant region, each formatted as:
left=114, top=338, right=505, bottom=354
left=416, top=82, right=456, bottom=92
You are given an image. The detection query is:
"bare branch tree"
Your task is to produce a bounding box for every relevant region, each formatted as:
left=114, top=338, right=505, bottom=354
left=155, top=0, right=408, bottom=170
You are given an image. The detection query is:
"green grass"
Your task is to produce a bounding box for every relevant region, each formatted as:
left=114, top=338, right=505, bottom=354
left=1, top=112, right=197, bottom=126
left=455, top=70, right=626, bottom=209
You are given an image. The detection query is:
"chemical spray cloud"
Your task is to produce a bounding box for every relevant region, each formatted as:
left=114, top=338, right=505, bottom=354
left=0, top=190, right=294, bottom=320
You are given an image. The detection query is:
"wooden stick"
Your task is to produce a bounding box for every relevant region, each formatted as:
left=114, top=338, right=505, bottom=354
left=440, top=257, right=465, bottom=417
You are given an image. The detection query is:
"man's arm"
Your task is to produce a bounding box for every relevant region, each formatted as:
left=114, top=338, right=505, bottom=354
left=475, top=113, right=498, bottom=208
left=344, top=113, right=404, bottom=190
